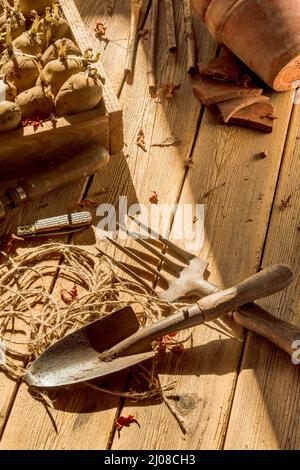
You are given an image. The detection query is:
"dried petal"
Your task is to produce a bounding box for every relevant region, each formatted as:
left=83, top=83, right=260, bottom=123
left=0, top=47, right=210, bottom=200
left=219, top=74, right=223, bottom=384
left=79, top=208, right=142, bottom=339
left=137, top=129, right=147, bottom=152
left=61, top=285, right=78, bottom=304
left=115, top=415, right=139, bottom=431
left=151, top=136, right=181, bottom=147
left=149, top=191, right=158, bottom=204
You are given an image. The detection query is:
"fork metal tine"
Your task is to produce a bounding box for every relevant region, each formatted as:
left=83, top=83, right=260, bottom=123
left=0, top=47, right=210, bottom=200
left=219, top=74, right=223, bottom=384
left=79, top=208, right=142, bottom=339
left=128, top=234, right=184, bottom=274
left=107, top=237, right=169, bottom=284
left=95, top=247, right=155, bottom=291
left=127, top=215, right=195, bottom=262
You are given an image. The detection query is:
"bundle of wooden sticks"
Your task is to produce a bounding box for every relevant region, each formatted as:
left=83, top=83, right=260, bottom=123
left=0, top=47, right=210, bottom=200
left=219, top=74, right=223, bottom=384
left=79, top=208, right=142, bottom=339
left=125, top=0, right=196, bottom=89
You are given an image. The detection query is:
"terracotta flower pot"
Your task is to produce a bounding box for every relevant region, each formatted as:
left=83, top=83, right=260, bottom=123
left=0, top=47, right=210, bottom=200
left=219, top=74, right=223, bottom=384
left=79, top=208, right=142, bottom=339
left=191, top=0, right=212, bottom=20
left=193, top=0, right=300, bottom=91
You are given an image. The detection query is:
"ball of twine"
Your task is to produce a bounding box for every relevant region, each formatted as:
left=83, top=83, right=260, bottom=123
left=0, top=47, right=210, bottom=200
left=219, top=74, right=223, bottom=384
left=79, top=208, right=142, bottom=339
left=0, top=242, right=181, bottom=380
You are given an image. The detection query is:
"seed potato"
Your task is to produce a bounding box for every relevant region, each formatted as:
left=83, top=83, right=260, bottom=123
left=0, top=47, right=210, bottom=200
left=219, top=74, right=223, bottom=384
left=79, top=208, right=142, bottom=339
left=55, top=71, right=103, bottom=116
left=15, top=85, right=54, bottom=119
left=0, top=100, right=21, bottom=132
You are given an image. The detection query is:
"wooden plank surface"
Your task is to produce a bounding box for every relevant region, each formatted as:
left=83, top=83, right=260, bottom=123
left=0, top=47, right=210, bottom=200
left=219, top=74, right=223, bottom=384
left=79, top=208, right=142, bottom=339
left=224, top=104, right=300, bottom=450
left=0, top=0, right=214, bottom=449
left=0, top=0, right=299, bottom=451
left=112, top=90, right=294, bottom=449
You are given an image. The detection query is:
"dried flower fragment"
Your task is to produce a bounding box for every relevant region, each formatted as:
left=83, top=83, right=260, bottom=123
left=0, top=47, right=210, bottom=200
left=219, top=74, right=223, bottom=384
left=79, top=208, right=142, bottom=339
left=78, top=199, right=98, bottom=208
left=137, top=129, right=147, bottom=152
left=94, top=21, right=107, bottom=38
left=60, top=285, right=78, bottom=305
left=156, top=83, right=181, bottom=101
left=151, top=136, right=181, bottom=147
left=115, top=415, right=139, bottom=433
left=0, top=234, right=24, bottom=253
left=149, top=191, right=159, bottom=204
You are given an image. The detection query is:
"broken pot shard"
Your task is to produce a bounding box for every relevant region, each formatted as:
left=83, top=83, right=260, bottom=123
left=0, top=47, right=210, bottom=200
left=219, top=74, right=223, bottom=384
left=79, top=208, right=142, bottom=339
left=193, top=77, right=262, bottom=106
left=218, top=95, right=270, bottom=123
left=227, top=102, right=275, bottom=134
left=198, top=55, right=243, bottom=83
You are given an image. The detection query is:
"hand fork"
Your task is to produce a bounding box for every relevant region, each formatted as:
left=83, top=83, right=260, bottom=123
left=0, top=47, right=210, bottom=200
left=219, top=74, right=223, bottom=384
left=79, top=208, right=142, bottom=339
left=97, top=217, right=300, bottom=357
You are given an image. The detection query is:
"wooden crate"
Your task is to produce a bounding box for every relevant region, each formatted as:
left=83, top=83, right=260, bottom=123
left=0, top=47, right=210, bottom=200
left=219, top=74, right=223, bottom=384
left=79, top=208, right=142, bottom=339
left=0, top=0, right=123, bottom=181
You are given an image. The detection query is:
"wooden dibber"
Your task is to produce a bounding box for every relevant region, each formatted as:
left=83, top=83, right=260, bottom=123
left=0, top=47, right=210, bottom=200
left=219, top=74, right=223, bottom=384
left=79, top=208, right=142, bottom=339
left=147, top=0, right=159, bottom=90
left=165, top=0, right=177, bottom=53
left=183, top=0, right=196, bottom=74
left=125, top=0, right=143, bottom=78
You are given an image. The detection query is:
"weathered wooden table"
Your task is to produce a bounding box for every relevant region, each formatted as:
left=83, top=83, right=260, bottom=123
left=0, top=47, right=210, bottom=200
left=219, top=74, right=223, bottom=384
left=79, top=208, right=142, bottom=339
left=0, top=0, right=299, bottom=450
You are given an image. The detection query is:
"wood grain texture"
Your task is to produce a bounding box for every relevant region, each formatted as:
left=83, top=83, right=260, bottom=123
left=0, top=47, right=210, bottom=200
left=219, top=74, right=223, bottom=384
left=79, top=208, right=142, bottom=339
left=224, top=104, right=300, bottom=450
left=1, top=0, right=298, bottom=451
left=60, top=0, right=124, bottom=154
left=113, top=91, right=294, bottom=450
left=0, top=0, right=214, bottom=450
left=0, top=107, right=109, bottom=181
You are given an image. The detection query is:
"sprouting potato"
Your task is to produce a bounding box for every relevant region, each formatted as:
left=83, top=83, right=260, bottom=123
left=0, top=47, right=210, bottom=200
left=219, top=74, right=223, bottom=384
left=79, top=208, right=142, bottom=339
left=15, top=0, right=53, bottom=18
left=15, top=85, right=54, bottom=119
left=41, top=39, right=81, bottom=66
left=55, top=71, right=103, bottom=117
left=0, top=78, right=17, bottom=101
left=2, top=55, right=39, bottom=93
left=0, top=100, right=21, bottom=132
left=51, top=17, right=71, bottom=40
left=12, top=31, right=42, bottom=55
left=37, top=56, right=85, bottom=96
left=12, top=14, right=42, bottom=55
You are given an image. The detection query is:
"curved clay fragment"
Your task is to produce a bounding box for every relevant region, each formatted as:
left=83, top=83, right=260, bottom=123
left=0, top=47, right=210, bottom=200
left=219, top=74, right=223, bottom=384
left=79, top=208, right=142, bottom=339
left=193, top=77, right=262, bottom=106
left=217, top=95, right=270, bottom=123
left=198, top=55, right=243, bottom=83
left=227, top=102, right=275, bottom=134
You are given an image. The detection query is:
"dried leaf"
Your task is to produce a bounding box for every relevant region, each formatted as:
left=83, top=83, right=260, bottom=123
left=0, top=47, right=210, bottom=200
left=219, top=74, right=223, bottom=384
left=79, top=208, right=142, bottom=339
left=61, top=285, right=78, bottom=305
left=149, top=191, right=159, bottom=204
left=0, top=234, right=24, bottom=253
left=79, top=198, right=98, bottom=208
left=151, top=136, right=181, bottom=147
left=156, top=83, right=181, bottom=101
left=106, top=0, right=114, bottom=15
left=115, top=415, right=139, bottom=432
left=21, top=117, right=44, bottom=131
left=170, top=344, right=185, bottom=354
left=165, top=83, right=181, bottom=99
left=280, top=194, right=292, bottom=210
left=138, top=28, right=149, bottom=37
left=137, top=129, right=147, bottom=152
left=94, top=21, right=107, bottom=37
left=184, top=157, right=193, bottom=168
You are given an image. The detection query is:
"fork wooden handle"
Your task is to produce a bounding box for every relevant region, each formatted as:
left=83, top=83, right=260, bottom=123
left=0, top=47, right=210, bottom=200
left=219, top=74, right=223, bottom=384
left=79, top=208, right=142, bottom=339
left=195, top=269, right=299, bottom=356
left=197, top=264, right=293, bottom=323
left=233, top=305, right=300, bottom=356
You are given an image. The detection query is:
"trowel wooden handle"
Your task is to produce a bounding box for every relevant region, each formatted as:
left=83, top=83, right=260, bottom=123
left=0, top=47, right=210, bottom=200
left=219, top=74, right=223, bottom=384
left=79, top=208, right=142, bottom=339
left=194, top=269, right=298, bottom=356
left=20, top=145, right=110, bottom=201
left=198, top=264, right=293, bottom=323
left=107, top=265, right=293, bottom=358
